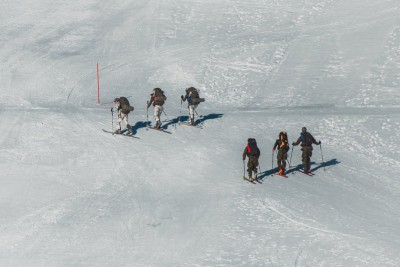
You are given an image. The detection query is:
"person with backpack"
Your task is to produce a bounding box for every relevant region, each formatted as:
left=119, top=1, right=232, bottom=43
left=114, top=97, right=134, bottom=134
left=181, top=87, right=204, bottom=126
left=242, top=138, right=261, bottom=180
left=147, top=88, right=167, bottom=129
left=292, top=127, right=321, bottom=174
left=273, top=131, right=290, bottom=175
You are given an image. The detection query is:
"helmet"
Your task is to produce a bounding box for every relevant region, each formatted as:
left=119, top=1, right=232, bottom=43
left=114, top=98, right=120, bottom=102
left=302, top=127, right=307, bottom=133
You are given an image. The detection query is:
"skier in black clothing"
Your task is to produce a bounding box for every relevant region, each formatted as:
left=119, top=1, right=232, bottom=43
left=242, top=138, right=261, bottom=180
left=273, top=131, right=289, bottom=175
left=292, top=127, right=321, bottom=174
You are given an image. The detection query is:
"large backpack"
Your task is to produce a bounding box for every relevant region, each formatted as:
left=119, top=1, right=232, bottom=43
left=279, top=131, right=289, bottom=151
left=152, top=88, right=166, bottom=105
left=119, top=96, right=134, bottom=114
left=186, top=87, right=205, bottom=105
left=247, top=138, right=259, bottom=156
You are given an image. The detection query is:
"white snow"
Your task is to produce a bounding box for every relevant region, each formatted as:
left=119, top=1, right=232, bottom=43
left=1, top=0, right=400, bottom=266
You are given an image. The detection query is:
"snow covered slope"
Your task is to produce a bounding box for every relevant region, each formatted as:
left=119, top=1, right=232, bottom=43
left=1, top=0, right=400, bottom=266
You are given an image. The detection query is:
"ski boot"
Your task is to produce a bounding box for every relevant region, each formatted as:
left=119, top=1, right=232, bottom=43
left=248, top=172, right=253, bottom=181
left=114, top=129, right=121, bottom=134
left=126, top=124, right=132, bottom=134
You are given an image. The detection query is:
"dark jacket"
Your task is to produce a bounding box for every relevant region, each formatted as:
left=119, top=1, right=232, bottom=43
left=273, top=139, right=289, bottom=151
left=182, top=87, right=199, bottom=105
left=293, top=132, right=319, bottom=148
left=242, top=144, right=260, bottom=160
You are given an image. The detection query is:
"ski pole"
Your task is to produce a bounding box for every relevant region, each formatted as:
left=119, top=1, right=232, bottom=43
left=271, top=149, right=274, bottom=171
left=162, top=109, right=170, bottom=121
left=320, top=143, right=325, bottom=171
left=146, top=101, right=149, bottom=127
left=179, top=98, right=183, bottom=125
left=194, top=108, right=203, bottom=126
left=111, top=108, right=114, bottom=135
left=243, top=160, right=246, bottom=178
left=289, top=146, right=294, bottom=168
left=162, top=109, right=175, bottom=129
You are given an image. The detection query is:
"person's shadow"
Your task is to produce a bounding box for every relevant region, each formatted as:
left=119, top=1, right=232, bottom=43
left=287, top=158, right=341, bottom=174
left=310, top=159, right=340, bottom=172
left=162, top=113, right=224, bottom=128
left=127, top=121, right=148, bottom=135
left=257, top=158, right=340, bottom=180
left=257, top=169, right=276, bottom=180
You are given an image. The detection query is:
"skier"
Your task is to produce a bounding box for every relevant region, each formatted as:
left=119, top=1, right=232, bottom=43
left=242, top=138, right=261, bottom=180
left=114, top=97, right=134, bottom=134
left=292, top=127, right=321, bottom=174
left=273, top=131, right=290, bottom=175
left=181, top=87, right=203, bottom=126
left=147, top=88, right=167, bottom=129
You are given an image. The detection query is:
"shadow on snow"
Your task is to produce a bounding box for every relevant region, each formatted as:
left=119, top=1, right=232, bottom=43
left=123, top=113, right=224, bottom=133
left=162, top=113, right=224, bottom=128
left=257, top=158, right=340, bottom=180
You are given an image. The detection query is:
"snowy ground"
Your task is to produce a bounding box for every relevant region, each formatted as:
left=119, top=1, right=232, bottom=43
left=1, top=0, right=400, bottom=266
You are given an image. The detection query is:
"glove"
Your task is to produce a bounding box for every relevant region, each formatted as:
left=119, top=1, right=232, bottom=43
left=292, top=142, right=295, bottom=146
left=318, top=141, right=321, bottom=145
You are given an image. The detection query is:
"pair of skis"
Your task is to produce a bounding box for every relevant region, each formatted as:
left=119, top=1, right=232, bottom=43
left=243, top=170, right=315, bottom=183
left=272, top=170, right=314, bottom=178
left=103, top=126, right=173, bottom=138
left=297, top=170, right=315, bottom=176
left=179, top=121, right=203, bottom=129
left=273, top=172, right=288, bottom=178
left=146, top=126, right=172, bottom=134
left=243, top=176, right=262, bottom=184
left=273, top=170, right=314, bottom=178
left=102, top=129, right=140, bottom=139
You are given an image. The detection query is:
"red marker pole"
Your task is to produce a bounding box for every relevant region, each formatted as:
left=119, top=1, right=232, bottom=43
left=97, top=63, right=100, bottom=104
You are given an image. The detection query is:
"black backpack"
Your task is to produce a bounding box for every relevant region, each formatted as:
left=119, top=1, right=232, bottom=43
left=187, top=87, right=199, bottom=98
left=247, top=138, right=259, bottom=156
left=119, top=96, right=134, bottom=114
left=152, top=88, right=166, bottom=105
left=186, top=87, right=205, bottom=104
